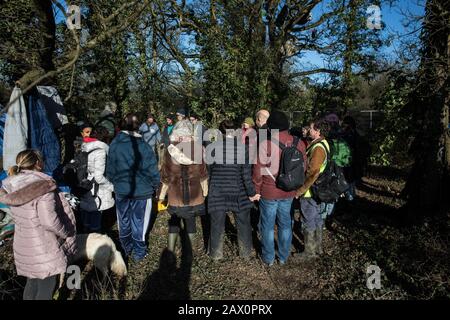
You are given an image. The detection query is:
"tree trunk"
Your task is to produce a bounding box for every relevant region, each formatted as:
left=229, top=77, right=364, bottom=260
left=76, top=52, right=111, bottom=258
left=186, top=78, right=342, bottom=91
left=341, top=0, right=358, bottom=115
left=403, top=0, right=450, bottom=220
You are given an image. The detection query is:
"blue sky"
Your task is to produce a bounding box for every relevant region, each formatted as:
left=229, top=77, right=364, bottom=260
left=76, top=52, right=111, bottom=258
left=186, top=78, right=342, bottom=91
left=297, top=0, right=425, bottom=80
left=54, top=0, right=425, bottom=79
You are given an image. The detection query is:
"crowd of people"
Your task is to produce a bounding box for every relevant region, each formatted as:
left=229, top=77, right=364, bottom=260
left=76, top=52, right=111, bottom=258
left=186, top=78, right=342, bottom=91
left=0, top=104, right=370, bottom=299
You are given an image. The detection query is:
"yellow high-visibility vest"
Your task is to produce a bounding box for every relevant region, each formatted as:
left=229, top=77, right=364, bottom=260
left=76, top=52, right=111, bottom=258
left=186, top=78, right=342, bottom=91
left=304, top=139, right=329, bottom=198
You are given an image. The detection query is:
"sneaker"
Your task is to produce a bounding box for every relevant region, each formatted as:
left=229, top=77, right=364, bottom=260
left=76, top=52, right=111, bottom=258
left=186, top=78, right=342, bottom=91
left=262, top=259, right=274, bottom=267
left=131, top=253, right=149, bottom=263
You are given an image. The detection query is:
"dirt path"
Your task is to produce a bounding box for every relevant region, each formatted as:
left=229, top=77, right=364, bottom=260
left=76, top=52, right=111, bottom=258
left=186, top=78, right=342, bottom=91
left=1, top=166, right=449, bottom=300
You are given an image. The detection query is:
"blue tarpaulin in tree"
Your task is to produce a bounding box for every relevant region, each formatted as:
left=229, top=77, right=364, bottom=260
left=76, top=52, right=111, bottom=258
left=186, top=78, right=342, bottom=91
left=28, top=94, right=60, bottom=174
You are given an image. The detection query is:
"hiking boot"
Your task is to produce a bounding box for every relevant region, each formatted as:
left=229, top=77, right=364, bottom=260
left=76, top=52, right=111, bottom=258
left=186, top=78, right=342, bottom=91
left=238, top=242, right=252, bottom=261
left=294, top=230, right=317, bottom=261
left=167, top=233, right=179, bottom=252
left=208, top=234, right=224, bottom=261
left=314, top=227, right=323, bottom=255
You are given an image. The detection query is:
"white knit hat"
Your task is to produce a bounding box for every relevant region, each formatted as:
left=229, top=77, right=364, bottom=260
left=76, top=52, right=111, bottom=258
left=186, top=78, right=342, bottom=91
left=170, top=119, right=193, bottom=142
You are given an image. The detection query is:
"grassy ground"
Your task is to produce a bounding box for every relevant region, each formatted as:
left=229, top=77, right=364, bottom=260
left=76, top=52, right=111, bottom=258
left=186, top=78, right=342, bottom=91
left=1, top=166, right=449, bottom=300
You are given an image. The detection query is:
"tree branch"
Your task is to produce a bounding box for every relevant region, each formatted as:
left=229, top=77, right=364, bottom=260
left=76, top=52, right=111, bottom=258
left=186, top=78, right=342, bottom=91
left=64, top=64, right=76, bottom=102
left=292, top=6, right=344, bottom=33
left=2, top=0, right=152, bottom=114
left=290, top=68, right=341, bottom=78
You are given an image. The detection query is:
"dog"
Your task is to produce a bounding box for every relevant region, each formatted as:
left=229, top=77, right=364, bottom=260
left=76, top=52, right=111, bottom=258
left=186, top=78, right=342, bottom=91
left=58, top=233, right=127, bottom=289
left=72, top=233, right=127, bottom=277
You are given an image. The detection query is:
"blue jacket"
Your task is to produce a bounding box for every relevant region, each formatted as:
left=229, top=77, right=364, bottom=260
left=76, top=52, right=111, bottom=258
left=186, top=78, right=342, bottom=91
left=106, top=131, right=160, bottom=200
left=139, top=122, right=161, bottom=148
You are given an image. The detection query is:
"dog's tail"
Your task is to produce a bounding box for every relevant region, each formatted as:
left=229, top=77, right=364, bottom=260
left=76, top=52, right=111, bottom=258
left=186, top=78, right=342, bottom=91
left=109, top=241, right=127, bottom=277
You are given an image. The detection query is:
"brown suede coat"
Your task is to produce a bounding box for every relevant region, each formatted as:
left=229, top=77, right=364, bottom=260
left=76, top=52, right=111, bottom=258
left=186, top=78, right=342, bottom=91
left=160, top=141, right=208, bottom=207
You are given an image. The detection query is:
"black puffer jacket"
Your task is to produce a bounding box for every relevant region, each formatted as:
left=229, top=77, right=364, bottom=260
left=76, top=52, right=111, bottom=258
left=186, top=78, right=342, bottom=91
left=207, top=136, right=256, bottom=214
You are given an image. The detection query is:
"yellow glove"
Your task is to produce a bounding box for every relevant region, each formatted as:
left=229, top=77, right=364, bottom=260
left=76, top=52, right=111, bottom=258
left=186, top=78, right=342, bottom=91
left=157, top=200, right=168, bottom=212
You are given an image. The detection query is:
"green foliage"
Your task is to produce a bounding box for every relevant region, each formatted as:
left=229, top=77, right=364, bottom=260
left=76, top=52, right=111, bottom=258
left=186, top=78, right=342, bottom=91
left=325, top=0, right=386, bottom=114
left=369, top=73, right=413, bottom=166
left=0, top=0, right=55, bottom=79
left=190, top=1, right=275, bottom=128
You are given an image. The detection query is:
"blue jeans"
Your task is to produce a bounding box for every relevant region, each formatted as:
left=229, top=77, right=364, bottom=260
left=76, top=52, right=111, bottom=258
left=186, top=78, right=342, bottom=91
left=115, top=197, right=153, bottom=261
left=259, top=198, right=294, bottom=264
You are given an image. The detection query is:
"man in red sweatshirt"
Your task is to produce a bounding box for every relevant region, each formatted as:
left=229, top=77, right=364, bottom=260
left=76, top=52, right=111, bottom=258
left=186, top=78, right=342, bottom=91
left=252, top=110, right=307, bottom=266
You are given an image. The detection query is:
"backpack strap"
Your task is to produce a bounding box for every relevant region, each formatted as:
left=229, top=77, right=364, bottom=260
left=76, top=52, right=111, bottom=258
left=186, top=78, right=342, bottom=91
left=84, top=147, right=102, bottom=180
left=270, top=137, right=286, bottom=150
left=292, top=136, right=300, bottom=148
left=87, top=148, right=101, bottom=155
left=142, top=123, right=159, bottom=145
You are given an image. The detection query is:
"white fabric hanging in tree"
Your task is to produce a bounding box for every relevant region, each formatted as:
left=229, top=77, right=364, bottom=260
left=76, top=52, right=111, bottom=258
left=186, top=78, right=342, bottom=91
left=2, top=87, right=28, bottom=171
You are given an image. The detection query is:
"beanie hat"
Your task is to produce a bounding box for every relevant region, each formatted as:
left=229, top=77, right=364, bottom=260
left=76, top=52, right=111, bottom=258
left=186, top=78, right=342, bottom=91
left=243, top=117, right=255, bottom=127
left=267, top=110, right=289, bottom=131
left=176, top=108, right=187, bottom=117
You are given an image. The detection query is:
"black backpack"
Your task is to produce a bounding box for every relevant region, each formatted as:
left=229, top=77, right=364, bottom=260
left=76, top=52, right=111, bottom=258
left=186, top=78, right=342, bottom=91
left=269, top=136, right=305, bottom=192
left=63, top=148, right=100, bottom=195
left=310, top=141, right=349, bottom=203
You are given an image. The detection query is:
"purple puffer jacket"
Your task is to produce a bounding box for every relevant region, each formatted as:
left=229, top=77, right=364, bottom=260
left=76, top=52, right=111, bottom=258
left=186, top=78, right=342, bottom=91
left=0, top=170, right=77, bottom=279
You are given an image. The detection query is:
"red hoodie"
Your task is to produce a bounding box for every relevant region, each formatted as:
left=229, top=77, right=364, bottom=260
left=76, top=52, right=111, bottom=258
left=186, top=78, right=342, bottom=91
left=252, top=130, right=307, bottom=200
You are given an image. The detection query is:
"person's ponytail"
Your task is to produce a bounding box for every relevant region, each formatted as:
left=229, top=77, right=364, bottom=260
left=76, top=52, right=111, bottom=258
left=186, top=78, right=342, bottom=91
left=7, top=165, right=20, bottom=176
left=7, top=149, right=44, bottom=176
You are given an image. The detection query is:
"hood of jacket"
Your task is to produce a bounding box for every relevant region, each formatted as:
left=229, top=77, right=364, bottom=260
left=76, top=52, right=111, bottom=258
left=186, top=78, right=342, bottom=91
left=81, top=140, right=109, bottom=153
left=0, top=171, right=57, bottom=207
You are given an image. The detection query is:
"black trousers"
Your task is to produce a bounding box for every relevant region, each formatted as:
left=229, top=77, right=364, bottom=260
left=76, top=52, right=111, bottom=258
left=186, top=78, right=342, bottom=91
left=168, top=214, right=197, bottom=234
left=23, top=275, right=58, bottom=300
left=209, top=210, right=252, bottom=257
